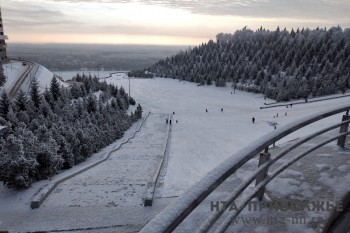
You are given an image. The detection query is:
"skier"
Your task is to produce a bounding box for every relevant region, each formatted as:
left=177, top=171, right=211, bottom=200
left=285, top=112, right=287, bottom=116
left=166, top=119, right=168, bottom=124
left=176, top=120, right=178, bottom=124
left=276, top=113, right=279, bottom=117
left=221, top=108, right=223, bottom=112
left=170, top=120, right=172, bottom=125
left=252, top=117, right=255, bottom=124
left=206, top=109, right=208, bottom=113
left=173, top=112, right=175, bottom=114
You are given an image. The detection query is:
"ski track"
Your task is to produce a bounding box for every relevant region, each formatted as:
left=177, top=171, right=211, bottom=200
left=42, top=113, right=168, bottom=209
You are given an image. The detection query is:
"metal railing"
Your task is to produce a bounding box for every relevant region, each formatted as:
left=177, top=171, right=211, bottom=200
left=140, top=104, right=350, bottom=233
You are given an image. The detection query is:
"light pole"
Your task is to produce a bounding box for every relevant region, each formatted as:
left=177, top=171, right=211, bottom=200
left=128, top=72, right=131, bottom=97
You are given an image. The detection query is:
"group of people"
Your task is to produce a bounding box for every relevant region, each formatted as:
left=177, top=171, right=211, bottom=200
left=273, top=112, right=288, bottom=118
left=166, top=112, right=178, bottom=124
left=206, top=108, right=224, bottom=113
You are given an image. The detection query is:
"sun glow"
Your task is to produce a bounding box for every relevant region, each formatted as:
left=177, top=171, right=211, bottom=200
left=2, top=0, right=350, bottom=45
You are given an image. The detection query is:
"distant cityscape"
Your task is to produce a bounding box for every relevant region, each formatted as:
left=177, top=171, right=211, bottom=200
left=6, top=43, right=187, bottom=71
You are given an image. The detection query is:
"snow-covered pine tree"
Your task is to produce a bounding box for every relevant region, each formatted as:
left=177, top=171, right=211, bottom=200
left=50, top=76, right=61, bottom=101
left=0, top=60, right=6, bottom=86
left=0, top=91, right=10, bottom=119
left=34, top=125, right=62, bottom=179
left=86, top=95, right=97, bottom=113
left=135, top=104, right=143, bottom=119
left=0, top=134, right=38, bottom=188
left=15, top=89, right=28, bottom=112
left=30, top=77, right=41, bottom=109
left=0, top=72, right=139, bottom=188
left=131, top=26, right=350, bottom=99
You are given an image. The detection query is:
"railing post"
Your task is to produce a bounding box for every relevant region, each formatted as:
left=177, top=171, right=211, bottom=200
left=255, top=147, right=271, bottom=201
left=337, top=112, right=350, bottom=148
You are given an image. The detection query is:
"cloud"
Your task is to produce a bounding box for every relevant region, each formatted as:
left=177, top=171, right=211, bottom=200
left=2, top=0, right=349, bottom=44
left=28, top=0, right=350, bottom=21
left=2, top=1, right=83, bottom=30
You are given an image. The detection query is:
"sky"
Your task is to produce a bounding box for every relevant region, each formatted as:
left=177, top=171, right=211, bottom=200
left=1, top=0, right=350, bottom=45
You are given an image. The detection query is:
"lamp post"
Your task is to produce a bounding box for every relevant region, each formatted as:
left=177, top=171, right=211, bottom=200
left=128, top=72, right=131, bottom=97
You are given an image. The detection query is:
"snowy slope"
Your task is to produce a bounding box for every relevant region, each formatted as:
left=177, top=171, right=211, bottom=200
left=20, top=62, right=67, bottom=92
left=105, top=76, right=350, bottom=197
left=1, top=61, right=27, bottom=93
left=0, top=74, right=349, bottom=232
left=1, top=60, right=66, bottom=94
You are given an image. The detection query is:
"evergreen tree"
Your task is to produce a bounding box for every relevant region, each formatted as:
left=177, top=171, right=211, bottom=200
left=135, top=104, right=143, bottom=119
left=131, top=26, right=350, bottom=99
left=50, top=76, right=61, bottom=101
left=34, top=125, right=62, bottom=179
left=15, top=90, right=28, bottom=112
left=0, top=61, right=6, bottom=86
left=30, top=77, right=41, bottom=109
left=0, top=134, right=38, bottom=188
left=0, top=73, right=138, bottom=189
left=86, top=95, right=97, bottom=113
left=0, top=91, right=10, bottom=119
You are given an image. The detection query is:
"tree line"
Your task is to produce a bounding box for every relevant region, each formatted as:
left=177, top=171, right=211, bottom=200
left=0, top=74, right=142, bottom=188
left=131, top=26, right=350, bottom=101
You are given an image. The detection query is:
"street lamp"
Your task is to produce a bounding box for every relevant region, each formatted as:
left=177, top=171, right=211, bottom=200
left=129, top=73, right=131, bottom=97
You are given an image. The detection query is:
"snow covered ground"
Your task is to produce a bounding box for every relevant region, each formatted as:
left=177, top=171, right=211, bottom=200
left=1, top=61, right=66, bottom=95
left=103, top=76, right=350, bottom=198
left=20, top=62, right=67, bottom=92
left=1, top=61, right=27, bottom=93
left=0, top=72, right=349, bottom=232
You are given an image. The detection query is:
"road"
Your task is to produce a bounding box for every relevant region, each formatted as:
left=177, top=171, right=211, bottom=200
left=8, top=60, right=36, bottom=99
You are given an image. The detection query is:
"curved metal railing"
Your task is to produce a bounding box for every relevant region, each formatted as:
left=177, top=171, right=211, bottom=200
left=140, top=104, right=350, bottom=233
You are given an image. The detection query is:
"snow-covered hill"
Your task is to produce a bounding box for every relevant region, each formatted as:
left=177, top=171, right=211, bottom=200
left=1, top=60, right=66, bottom=94
left=0, top=75, right=349, bottom=232
left=106, top=76, right=350, bottom=198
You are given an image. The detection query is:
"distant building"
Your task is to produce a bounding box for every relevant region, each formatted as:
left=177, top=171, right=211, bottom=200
left=0, top=6, right=8, bottom=61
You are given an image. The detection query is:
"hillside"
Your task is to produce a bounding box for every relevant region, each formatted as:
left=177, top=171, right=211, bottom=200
left=1, top=61, right=66, bottom=94
left=0, top=73, right=142, bottom=188
left=131, top=26, right=350, bottom=101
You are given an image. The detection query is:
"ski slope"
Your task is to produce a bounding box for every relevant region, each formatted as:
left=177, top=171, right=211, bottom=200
left=0, top=71, right=349, bottom=232
left=1, top=61, right=66, bottom=94
left=105, top=75, right=350, bottom=198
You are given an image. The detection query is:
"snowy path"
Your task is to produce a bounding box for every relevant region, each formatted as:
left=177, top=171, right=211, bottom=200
left=0, top=113, right=171, bottom=232
left=43, top=113, right=168, bottom=209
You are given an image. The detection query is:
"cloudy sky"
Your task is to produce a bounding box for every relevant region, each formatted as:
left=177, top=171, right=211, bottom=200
left=1, top=0, right=350, bottom=45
